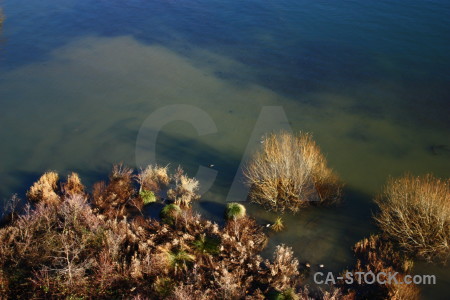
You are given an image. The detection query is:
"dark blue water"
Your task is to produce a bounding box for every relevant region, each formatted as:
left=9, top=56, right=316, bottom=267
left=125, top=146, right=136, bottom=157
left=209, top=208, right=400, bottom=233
left=0, top=1, right=449, bottom=298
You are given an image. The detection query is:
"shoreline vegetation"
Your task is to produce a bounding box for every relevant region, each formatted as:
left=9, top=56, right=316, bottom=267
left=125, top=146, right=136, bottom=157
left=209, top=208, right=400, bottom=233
left=0, top=132, right=448, bottom=299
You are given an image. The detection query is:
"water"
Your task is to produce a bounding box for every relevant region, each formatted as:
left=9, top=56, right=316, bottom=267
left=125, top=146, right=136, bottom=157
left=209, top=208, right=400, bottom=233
left=0, top=0, right=449, bottom=298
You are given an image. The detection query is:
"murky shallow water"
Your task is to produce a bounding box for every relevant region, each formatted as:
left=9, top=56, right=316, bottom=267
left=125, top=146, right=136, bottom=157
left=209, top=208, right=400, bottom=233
left=0, top=1, right=449, bottom=298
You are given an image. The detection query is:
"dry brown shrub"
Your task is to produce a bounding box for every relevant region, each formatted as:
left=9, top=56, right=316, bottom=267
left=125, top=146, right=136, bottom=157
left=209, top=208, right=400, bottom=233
left=223, top=217, right=268, bottom=255
left=265, top=244, right=300, bottom=291
left=62, top=172, right=85, bottom=197
left=137, top=165, right=170, bottom=193
left=244, top=131, right=342, bottom=213
left=214, top=265, right=248, bottom=299
left=169, top=284, right=213, bottom=300
left=322, top=288, right=355, bottom=300
left=342, top=235, right=419, bottom=300
left=374, top=174, right=450, bottom=264
left=26, top=171, right=60, bottom=205
left=92, top=164, right=136, bottom=219
left=167, top=167, right=200, bottom=208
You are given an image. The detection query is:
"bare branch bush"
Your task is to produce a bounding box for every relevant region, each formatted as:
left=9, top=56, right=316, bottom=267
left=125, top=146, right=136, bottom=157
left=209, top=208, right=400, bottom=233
left=167, top=167, right=200, bottom=208
left=374, top=174, right=450, bottom=264
left=136, top=164, right=170, bottom=193
left=244, top=131, right=342, bottom=213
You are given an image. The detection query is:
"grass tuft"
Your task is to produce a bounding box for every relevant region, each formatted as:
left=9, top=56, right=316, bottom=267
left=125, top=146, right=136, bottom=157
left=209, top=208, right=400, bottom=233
left=225, top=203, right=246, bottom=220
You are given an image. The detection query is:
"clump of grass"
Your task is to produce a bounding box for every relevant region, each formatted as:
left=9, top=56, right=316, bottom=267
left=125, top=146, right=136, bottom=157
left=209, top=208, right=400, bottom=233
left=27, top=172, right=60, bottom=205
left=139, top=190, right=156, bottom=205
left=272, top=288, right=299, bottom=300
left=160, top=204, right=181, bottom=225
left=244, top=131, right=342, bottom=213
left=271, top=217, right=285, bottom=232
left=374, top=174, right=450, bottom=264
left=225, top=202, right=246, bottom=220
left=192, top=234, right=220, bottom=255
left=164, top=247, right=195, bottom=274
left=153, top=277, right=175, bottom=298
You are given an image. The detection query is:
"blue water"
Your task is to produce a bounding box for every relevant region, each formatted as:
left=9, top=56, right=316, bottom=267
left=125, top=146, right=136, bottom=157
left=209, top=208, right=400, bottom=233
left=0, top=0, right=449, bottom=298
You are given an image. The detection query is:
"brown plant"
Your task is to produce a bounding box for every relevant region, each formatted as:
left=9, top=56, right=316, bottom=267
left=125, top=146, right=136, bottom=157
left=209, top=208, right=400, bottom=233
left=244, top=131, right=342, bottom=213
left=341, top=235, right=419, bottom=300
left=92, top=164, right=137, bottom=219
left=374, top=174, right=450, bottom=264
left=167, top=168, right=200, bottom=208
left=136, top=164, right=170, bottom=193
left=265, top=245, right=300, bottom=291
left=26, top=171, right=60, bottom=205
left=62, top=172, right=85, bottom=197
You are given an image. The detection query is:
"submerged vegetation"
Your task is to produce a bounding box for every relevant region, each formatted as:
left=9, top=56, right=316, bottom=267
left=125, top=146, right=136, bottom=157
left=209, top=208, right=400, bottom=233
left=245, top=131, right=342, bottom=213
left=374, top=174, right=450, bottom=264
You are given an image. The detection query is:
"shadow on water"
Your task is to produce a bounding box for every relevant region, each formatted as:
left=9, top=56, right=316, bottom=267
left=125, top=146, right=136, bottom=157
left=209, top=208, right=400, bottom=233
left=154, top=131, right=242, bottom=191
left=1, top=170, right=42, bottom=200
left=197, top=200, right=227, bottom=225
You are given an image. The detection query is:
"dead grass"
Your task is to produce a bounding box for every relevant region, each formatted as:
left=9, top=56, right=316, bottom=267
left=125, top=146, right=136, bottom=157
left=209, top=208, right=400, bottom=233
left=244, top=131, right=342, bottom=213
left=374, top=174, right=450, bottom=264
